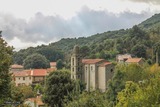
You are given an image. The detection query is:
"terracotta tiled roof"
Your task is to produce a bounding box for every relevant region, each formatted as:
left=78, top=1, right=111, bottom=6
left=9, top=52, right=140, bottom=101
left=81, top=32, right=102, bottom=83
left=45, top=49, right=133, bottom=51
left=11, top=64, right=24, bottom=69
left=125, top=58, right=142, bottom=63
left=13, top=70, right=31, bottom=77
left=50, top=62, right=56, bottom=67
left=99, top=62, right=112, bottom=67
left=13, top=69, right=48, bottom=77
left=82, top=59, right=105, bottom=64
left=31, top=69, right=47, bottom=76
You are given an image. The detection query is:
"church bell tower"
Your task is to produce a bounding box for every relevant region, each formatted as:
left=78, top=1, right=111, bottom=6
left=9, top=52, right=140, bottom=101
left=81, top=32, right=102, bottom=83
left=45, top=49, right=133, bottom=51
left=71, top=45, right=82, bottom=80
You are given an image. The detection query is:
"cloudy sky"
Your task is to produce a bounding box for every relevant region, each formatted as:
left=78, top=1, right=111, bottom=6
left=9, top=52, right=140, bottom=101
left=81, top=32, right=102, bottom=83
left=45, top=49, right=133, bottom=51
left=0, top=0, right=160, bottom=50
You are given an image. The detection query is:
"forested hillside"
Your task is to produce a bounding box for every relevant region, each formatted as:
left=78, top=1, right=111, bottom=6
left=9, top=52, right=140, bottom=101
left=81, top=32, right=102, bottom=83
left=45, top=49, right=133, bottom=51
left=13, top=13, right=160, bottom=66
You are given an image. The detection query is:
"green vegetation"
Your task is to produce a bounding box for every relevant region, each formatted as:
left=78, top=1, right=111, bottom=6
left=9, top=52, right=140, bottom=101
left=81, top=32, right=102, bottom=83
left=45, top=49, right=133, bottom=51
left=42, top=70, right=85, bottom=107
left=11, top=84, right=36, bottom=102
left=23, top=53, right=50, bottom=69
left=56, top=59, right=64, bottom=69
left=0, top=31, right=13, bottom=105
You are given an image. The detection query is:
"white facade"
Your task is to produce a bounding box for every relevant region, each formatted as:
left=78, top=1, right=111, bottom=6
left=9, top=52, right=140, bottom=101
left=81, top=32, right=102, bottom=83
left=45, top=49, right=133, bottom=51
left=14, top=76, right=32, bottom=86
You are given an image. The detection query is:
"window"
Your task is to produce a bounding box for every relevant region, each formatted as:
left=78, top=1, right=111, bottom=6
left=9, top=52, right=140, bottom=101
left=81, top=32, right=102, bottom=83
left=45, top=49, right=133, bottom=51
left=86, top=67, right=87, bottom=71
left=72, top=58, right=74, bottom=65
left=91, top=66, right=93, bottom=71
left=111, top=69, right=113, bottom=72
left=23, top=77, right=25, bottom=80
left=19, top=77, right=20, bottom=80
left=72, top=67, right=74, bottom=72
left=29, top=76, right=31, bottom=80
left=78, top=67, right=80, bottom=72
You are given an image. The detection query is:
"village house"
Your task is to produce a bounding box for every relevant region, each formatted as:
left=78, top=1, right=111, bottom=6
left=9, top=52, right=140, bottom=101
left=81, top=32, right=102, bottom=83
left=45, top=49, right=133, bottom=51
left=13, top=69, right=49, bottom=86
left=71, top=45, right=114, bottom=92
left=116, top=54, right=132, bottom=63
left=50, top=62, right=57, bottom=70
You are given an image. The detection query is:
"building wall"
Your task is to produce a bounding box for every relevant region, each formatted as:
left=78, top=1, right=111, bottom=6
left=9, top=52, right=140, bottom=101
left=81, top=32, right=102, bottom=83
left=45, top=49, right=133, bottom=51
left=90, top=64, right=96, bottom=91
left=98, top=66, right=106, bottom=92
left=71, top=54, right=82, bottom=80
left=84, top=64, right=97, bottom=91
left=15, top=76, right=32, bottom=86
left=105, top=65, right=114, bottom=89
left=33, top=76, right=45, bottom=82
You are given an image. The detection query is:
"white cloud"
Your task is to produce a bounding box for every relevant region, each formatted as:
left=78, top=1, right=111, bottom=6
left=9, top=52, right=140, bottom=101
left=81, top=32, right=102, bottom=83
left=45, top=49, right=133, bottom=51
left=1, top=7, right=152, bottom=45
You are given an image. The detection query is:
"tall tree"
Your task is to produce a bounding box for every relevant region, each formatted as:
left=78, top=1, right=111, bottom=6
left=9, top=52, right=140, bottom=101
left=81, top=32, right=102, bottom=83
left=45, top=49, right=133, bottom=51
left=23, top=53, right=50, bottom=69
left=0, top=31, right=13, bottom=104
left=42, top=70, right=76, bottom=107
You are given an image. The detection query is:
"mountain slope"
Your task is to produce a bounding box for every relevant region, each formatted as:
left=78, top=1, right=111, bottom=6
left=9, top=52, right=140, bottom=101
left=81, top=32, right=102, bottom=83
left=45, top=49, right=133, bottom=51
left=138, top=13, right=160, bottom=31
left=13, top=13, right=160, bottom=66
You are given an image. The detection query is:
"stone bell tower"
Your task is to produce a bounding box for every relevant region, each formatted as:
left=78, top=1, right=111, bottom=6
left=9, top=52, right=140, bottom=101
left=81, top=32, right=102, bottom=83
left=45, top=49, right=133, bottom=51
left=71, top=45, right=82, bottom=80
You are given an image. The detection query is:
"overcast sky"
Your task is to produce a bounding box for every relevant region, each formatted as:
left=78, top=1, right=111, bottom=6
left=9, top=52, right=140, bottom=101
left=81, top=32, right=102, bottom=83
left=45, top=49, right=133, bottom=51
left=0, top=0, right=160, bottom=50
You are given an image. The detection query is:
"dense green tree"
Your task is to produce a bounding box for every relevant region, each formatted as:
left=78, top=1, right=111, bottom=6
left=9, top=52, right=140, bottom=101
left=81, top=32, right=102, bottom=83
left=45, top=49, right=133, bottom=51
left=23, top=53, right=50, bottom=69
left=116, top=71, right=160, bottom=107
left=42, top=70, right=76, bottom=107
left=11, top=84, right=35, bottom=102
left=56, top=59, right=64, bottom=69
left=0, top=31, right=13, bottom=105
left=106, top=68, right=125, bottom=106
left=129, top=25, right=146, bottom=38
left=79, top=46, right=90, bottom=58
left=66, top=91, right=109, bottom=107
left=131, top=44, right=147, bottom=58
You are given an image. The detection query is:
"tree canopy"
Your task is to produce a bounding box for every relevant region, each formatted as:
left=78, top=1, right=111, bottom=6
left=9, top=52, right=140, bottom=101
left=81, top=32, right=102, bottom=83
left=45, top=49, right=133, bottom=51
left=42, top=70, right=77, bottom=107
left=23, top=53, right=50, bottom=69
left=0, top=31, right=13, bottom=105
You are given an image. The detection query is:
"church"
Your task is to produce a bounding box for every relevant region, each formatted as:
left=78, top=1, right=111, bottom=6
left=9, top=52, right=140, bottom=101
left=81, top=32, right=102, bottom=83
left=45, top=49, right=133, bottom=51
left=71, top=45, right=114, bottom=92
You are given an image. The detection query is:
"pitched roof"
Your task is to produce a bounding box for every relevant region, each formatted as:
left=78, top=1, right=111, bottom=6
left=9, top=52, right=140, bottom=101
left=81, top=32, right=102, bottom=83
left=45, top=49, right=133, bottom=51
left=11, top=64, right=24, bottom=69
left=13, top=70, right=31, bottom=77
left=82, top=59, right=104, bottom=64
left=31, top=69, right=47, bottom=76
left=99, top=62, right=112, bottom=67
left=50, top=62, right=56, bottom=67
left=125, top=58, right=142, bottom=63
left=13, top=69, right=48, bottom=77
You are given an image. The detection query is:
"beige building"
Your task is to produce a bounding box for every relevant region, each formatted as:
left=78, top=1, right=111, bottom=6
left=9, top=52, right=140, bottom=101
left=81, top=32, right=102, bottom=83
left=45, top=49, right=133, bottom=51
left=71, top=46, right=114, bottom=92
left=13, top=69, right=48, bottom=86
left=50, top=62, right=57, bottom=70
left=116, top=54, right=132, bottom=63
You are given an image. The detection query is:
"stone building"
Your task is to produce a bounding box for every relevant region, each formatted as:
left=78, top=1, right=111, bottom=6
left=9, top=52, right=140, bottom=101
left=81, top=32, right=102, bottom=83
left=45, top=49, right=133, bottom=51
left=71, top=46, right=114, bottom=92
left=116, top=54, right=132, bottom=63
